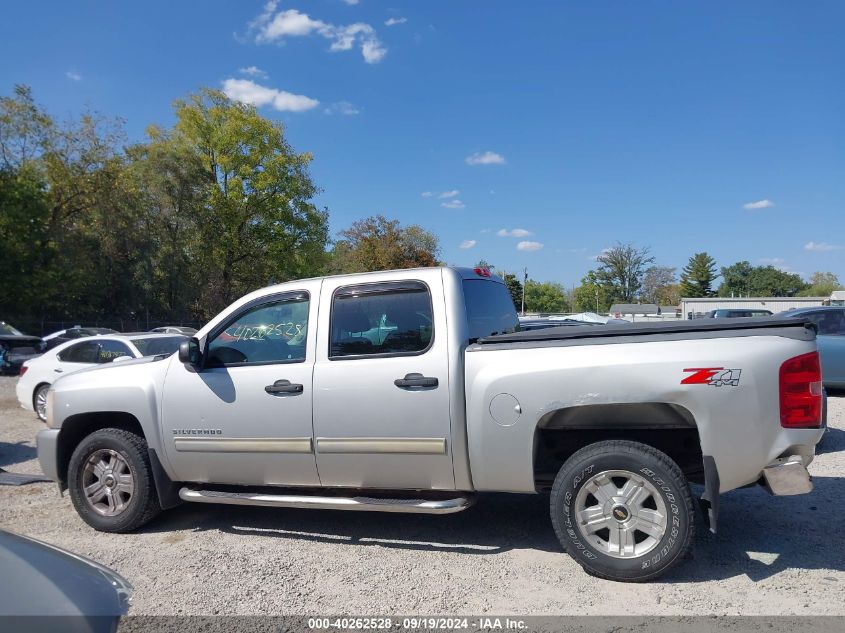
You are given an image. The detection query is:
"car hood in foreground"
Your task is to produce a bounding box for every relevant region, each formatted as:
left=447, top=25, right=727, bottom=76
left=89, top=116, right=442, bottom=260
left=0, top=529, right=132, bottom=616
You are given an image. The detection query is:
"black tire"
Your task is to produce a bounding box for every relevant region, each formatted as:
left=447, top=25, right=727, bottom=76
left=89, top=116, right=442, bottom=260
left=33, top=383, right=50, bottom=422
left=550, top=440, right=695, bottom=582
left=67, top=428, right=162, bottom=533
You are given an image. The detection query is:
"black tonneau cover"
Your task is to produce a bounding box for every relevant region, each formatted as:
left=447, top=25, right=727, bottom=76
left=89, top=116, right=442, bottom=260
left=478, top=316, right=814, bottom=345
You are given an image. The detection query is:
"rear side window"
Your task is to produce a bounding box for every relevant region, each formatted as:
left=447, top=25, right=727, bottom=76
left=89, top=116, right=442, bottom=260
left=330, top=282, right=433, bottom=358
left=58, top=341, right=99, bottom=363
left=462, top=279, right=520, bottom=342
left=97, top=340, right=133, bottom=363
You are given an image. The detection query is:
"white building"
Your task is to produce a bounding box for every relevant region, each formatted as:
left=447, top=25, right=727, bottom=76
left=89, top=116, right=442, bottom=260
left=680, top=296, right=827, bottom=319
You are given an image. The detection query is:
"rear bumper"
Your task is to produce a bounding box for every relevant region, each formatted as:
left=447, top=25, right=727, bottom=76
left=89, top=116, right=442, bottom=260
left=36, top=428, right=61, bottom=483
left=762, top=454, right=813, bottom=495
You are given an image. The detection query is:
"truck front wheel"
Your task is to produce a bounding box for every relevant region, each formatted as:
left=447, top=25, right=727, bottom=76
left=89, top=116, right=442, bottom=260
left=550, top=440, right=694, bottom=582
left=67, top=428, right=162, bottom=533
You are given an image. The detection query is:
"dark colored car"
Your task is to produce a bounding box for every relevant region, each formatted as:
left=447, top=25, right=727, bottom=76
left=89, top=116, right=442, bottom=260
left=0, top=321, right=42, bottom=374
left=0, top=529, right=132, bottom=632
left=41, top=327, right=119, bottom=352
left=780, top=306, right=845, bottom=389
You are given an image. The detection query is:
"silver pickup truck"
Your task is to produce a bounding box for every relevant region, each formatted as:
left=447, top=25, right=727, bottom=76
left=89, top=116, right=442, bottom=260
left=36, top=267, right=826, bottom=582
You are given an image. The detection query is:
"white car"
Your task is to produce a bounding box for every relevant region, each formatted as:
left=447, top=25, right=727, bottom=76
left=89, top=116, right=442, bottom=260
left=16, top=333, right=186, bottom=421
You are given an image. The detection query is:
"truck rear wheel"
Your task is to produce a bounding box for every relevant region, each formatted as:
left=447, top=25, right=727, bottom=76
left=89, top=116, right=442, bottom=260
left=550, top=440, right=694, bottom=582
left=68, top=428, right=162, bottom=533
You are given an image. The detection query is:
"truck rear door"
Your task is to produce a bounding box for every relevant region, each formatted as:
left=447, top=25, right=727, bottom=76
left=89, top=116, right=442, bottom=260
left=312, top=270, right=455, bottom=489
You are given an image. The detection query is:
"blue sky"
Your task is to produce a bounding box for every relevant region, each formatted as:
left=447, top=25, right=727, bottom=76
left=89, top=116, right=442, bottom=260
left=2, top=1, right=843, bottom=287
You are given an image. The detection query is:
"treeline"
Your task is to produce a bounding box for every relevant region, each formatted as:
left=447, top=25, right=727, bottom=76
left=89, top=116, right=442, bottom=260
left=0, top=86, right=440, bottom=330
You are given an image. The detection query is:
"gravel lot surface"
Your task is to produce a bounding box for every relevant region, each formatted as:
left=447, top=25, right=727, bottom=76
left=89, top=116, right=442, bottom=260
left=1, top=375, right=844, bottom=615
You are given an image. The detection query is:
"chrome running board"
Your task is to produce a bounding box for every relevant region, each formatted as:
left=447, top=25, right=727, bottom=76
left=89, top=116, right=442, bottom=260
left=178, top=487, right=474, bottom=514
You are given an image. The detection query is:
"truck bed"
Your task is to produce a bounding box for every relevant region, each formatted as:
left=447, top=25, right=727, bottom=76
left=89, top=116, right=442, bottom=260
left=477, top=316, right=814, bottom=346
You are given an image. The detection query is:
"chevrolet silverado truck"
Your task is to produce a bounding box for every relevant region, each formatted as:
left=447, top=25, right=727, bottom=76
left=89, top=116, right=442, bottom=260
left=36, top=267, right=826, bottom=582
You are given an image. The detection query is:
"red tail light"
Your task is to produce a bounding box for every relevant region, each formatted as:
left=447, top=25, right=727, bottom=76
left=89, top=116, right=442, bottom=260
left=473, top=267, right=492, bottom=277
left=19, top=365, right=28, bottom=377
left=779, top=351, right=822, bottom=428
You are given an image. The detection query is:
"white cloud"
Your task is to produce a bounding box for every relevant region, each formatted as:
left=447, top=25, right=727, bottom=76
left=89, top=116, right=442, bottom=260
left=421, top=191, right=433, bottom=198
left=324, top=101, right=360, bottom=115
left=385, top=17, right=407, bottom=26
left=804, top=241, right=840, bottom=252
left=459, top=240, right=476, bottom=249
left=517, top=241, right=544, bottom=252
left=758, top=257, right=785, bottom=267
left=441, top=199, right=466, bottom=209
left=341, top=0, right=359, bottom=5
left=239, top=65, right=268, bottom=78
left=222, top=78, right=319, bottom=112
left=438, top=190, right=460, bottom=199
left=743, top=199, right=774, bottom=210
left=65, top=71, right=82, bottom=81
left=465, top=150, right=506, bottom=166
left=497, top=228, right=532, bottom=238
left=249, top=4, right=386, bottom=64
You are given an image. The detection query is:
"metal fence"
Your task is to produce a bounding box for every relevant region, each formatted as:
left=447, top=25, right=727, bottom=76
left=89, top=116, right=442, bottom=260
left=9, top=318, right=206, bottom=337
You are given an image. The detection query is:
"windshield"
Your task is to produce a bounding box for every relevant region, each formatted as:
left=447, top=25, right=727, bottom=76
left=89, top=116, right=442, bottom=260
left=0, top=323, right=23, bottom=336
left=130, top=335, right=187, bottom=356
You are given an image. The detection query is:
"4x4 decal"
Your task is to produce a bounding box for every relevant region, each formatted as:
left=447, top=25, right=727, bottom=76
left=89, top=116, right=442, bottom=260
left=681, top=367, right=742, bottom=387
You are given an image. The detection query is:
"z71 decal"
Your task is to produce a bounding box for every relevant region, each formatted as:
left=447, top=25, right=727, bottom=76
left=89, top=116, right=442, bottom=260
left=681, top=367, right=742, bottom=387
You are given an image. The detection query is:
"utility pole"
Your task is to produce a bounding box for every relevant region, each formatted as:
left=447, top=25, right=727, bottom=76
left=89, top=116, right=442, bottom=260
left=521, top=267, right=527, bottom=315
left=595, top=289, right=599, bottom=313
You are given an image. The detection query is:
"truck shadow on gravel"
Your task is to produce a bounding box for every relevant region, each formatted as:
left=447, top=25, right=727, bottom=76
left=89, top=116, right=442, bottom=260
left=817, top=426, right=845, bottom=455
left=0, top=441, right=37, bottom=468
left=661, top=475, right=845, bottom=583
left=146, top=476, right=845, bottom=582
left=148, top=493, right=563, bottom=555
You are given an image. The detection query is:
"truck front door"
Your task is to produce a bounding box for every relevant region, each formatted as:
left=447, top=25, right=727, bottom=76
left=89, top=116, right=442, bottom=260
left=160, top=284, right=320, bottom=486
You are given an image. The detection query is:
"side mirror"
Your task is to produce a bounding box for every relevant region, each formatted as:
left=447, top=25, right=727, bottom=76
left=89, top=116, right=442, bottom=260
left=112, top=355, right=131, bottom=363
left=178, top=337, right=202, bottom=367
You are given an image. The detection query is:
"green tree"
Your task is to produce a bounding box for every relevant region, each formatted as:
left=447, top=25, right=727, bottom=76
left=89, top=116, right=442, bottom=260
left=501, top=272, right=524, bottom=312
left=595, top=242, right=655, bottom=302
left=331, top=215, right=440, bottom=273
left=718, top=261, right=808, bottom=297
left=172, top=89, right=330, bottom=315
left=572, top=270, right=613, bottom=313
left=524, top=280, right=569, bottom=313
left=798, top=272, right=842, bottom=297
left=679, top=252, right=718, bottom=298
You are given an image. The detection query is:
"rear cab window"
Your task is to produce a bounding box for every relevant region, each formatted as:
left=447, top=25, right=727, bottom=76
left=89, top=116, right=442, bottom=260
left=462, top=279, right=520, bottom=343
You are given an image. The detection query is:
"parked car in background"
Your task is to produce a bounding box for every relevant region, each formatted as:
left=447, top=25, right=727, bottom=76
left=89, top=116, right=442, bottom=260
left=780, top=307, right=845, bottom=389
left=150, top=325, right=198, bottom=335
left=0, top=529, right=132, bottom=631
left=0, top=321, right=42, bottom=375
left=705, top=308, right=773, bottom=318
left=17, top=333, right=187, bottom=421
left=41, top=326, right=119, bottom=351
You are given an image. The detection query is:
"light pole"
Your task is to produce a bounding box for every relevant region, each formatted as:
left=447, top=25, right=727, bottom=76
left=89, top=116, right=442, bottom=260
left=521, top=267, right=527, bottom=315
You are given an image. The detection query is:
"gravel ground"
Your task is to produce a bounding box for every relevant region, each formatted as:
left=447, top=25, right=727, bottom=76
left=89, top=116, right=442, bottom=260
left=1, top=375, right=844, bottom=615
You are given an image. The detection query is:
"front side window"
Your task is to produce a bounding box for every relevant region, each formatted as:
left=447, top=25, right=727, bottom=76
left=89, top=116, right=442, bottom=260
left=206, top=294, right=310, bottom=366
left=330, top=282, right=433, bottom=358
left=97, top=340, right=133, bottom=363
left=58, top=341, right=99, bottom=363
